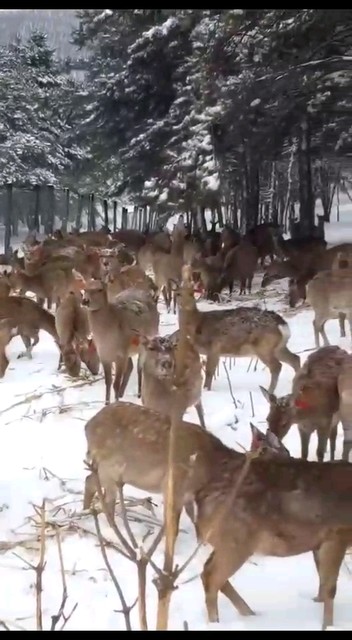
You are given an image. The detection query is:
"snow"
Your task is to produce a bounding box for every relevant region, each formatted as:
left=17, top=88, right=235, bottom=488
left=1, top=213, right=352, bottom=630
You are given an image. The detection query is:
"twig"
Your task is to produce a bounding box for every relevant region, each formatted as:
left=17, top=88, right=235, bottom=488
left=222, top=360, right=237, bottom=409
left=249, top=391, right=255, bottom=418
left=36, top=500, right=46, bottom=631
left=50, top=528, right=78, bottom=630
left=93, top=511, right=133, bottom=631
left=0, top=377, right=103, bottom=418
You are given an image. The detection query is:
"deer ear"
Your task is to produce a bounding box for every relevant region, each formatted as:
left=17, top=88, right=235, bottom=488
left=249, top=422, right=264, bottom=451
left=249, top=422, right=262, bottom=440
left=72, top=269, right=86, bottom=285
left=259, top=385, right=276, bottom=404
left=266, top=430, right=290, bottom=456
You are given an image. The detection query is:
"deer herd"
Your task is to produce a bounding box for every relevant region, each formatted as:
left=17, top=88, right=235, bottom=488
left=2, top=219, right=352, bottom=629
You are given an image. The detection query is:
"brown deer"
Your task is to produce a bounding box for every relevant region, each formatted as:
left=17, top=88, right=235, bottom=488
left=55, top=292, right=100, bottom=377
left=83, top=401, right=225, bottom=530
left=74, top=272, right=159, bottom=403
left=260, top=345, right=352, bottom=462
left=175, top=266, right=300, bottom=393
left=218, top=240, right=258, bottom=295
left=103, top=257, right=158, bottom=303
left=0, top=296, right=59, bottom=361
left=151, top=225, right=186, bottom=313
left=306, top=268, right=352, bottom=347
left=9, top=262, right=80, bottom=308
left=139, top=331, right=206, bottom=429
left=83, top=400, right=352, bottom=630
left=193, top=432, right=352, bottom=630
left=0, top=319, right=19, bottom=378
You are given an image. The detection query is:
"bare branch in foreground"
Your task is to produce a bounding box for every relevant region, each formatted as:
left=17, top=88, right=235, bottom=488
left=50, top=528, right=78, bottom=631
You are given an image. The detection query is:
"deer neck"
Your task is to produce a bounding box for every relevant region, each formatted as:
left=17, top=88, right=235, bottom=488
left=178, top=298, right=200, bottom=336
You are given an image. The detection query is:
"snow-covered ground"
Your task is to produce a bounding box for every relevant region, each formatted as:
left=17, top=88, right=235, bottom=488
left=0, top=208, right=352, bottom=631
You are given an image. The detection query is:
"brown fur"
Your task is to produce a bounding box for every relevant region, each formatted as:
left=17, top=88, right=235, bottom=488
left=262, top=346, right=352, bottom=462
left=0, top=296, right=59, bottom=361
left=0, top=319, right=19, bottom=377
left=220, top=240, right=258, bottom=295
left=74, top=272, right=159, bottom=403
left=139, top=331, right=206, bottom=428
left=176, top=267, right=300, bottom=393
left=194, top=442, right=352, bottom=629
left=55, top=292, right=100, bottom=377
left=306, top=268, right=352, bottom=347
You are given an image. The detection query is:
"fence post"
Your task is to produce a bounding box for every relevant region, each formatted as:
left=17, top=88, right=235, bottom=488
left=10, top=183, right=18, bottom=236
left=103, top=198, right=109, bottom=229
left=46, top=185, right=55, bottom=235
left=62, top=187, right=69, bottom=232
left=113, top=200, right=117, bottom=231
left=33, top=184, right=40, bottom=232
left=121, top=206, right=128, bottom=229
left=89, top=193, right=96, bottom=231
left=4, top=183, right=12, bottom=258
left=75, top=193, right=84, bottom=230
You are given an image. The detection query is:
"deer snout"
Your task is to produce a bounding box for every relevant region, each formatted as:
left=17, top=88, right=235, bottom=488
left=261, top=273, right=274, bottom=288
left=158, top=358, right=174, bottom=377
left=81, top=295, right=90, bottom=307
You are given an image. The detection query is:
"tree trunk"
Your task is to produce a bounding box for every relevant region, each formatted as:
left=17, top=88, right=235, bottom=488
left=298, top=116, right=314, bottom=235
left=243, top=150, right=260, bottom=231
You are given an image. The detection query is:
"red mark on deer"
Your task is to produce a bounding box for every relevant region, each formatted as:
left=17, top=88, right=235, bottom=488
left=294, top=397, right=311, bottom=410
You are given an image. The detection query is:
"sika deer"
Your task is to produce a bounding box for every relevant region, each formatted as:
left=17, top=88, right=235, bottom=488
left=306, top=268, right=352, bottom=347
left=0, top=296, right=59, bottom=361
left=175, top=266, right=300, bottom=394
left=151, top=225, right=186, bottom=313
left=103, top=258, right=158, bottom=303
left=193, top=434, right=352, bottom=630
left=0, top=319, right=19, bottom=378
left=83, top=399, right=352, bottom=629
left=10, top=262, right=80, bottom=309
left=74, top=272, right=159, bottom=403
left=218, top=240, right=258, bottom=295
left=83, top=401, right=226, bottom=530
left=139, top=331, right=206, bottom=429
left=260, top=345, right=349, bottom=462
left=55, top=292, right=100, bottom=377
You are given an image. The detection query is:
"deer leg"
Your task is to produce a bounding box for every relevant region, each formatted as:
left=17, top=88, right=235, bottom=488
left=204, top=352, right=219, bottom=390
left=313, top=315, right=329, bottom=348
left=17, top=334, right=33, bottom=360
left=316, top=421, right=331, bottom=463
left=58, top=351, right=63, bottom=370
left=102, top=362, right=112, bottom=404
left=298, top=426, right=311, bottom=460
left=315, top=537, right=347, bottom=630
left=195, top=400, right=206, bottom=429
left=117, top=356, right=134, bottom=398
left=137, top=353, right=143, bottom=398
left=113, top=356, right=132, bottom=400
left=339, top=396, right=352, bottom=462
left=99, top=471, right=118, bottom=525
left=338, top=312, right=346, bottom=338
left=83, top=472, right=96, bottom=511
left=239, top=278, right=245, bottom=295
left=275, top=346, right=300, bottom=374
left=201, top=547, right=254, bottom=623
left=329, top=414, right=339, bottom=462
left=257, top=352, right=282, bottom=395
left=161, top=285, right=170, bottom=313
